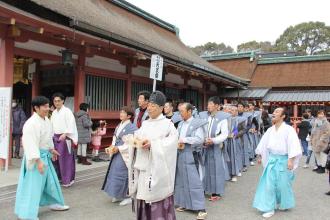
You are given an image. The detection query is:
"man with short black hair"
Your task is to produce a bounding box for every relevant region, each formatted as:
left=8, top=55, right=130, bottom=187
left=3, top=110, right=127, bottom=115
left=164, top=101, right=174, bottom=119
left=226, top=105, right=246, bottom=182
left=51, top=92, right=78, bottom=187
left=164, top=101, right=182, bottom=128
left=297, top=113, right=312, bottom=159
left=246, top=102, right=260, bottom=166
left=202, top=96, right=229, bottom=202
left=134, top=91, right=150, bottom=128
left=15, top=96, right=69, bottom=220
left=175, top=103, right=207, bottom=219
left=238, top=102, right=250, bottom=171
left=253, top=107, right=302, bottom=218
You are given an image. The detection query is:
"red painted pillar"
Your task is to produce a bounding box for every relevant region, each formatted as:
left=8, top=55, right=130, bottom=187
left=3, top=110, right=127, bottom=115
left=0, top=38, right=14, bottom=86
left=74, top=49, right=86, bottom=112
left=293, top=103, right=298, bottom=118
left=293, top=103, right=298, bottom=130
left=0, top=37, right=14, bottom=168
left=125, top=59, right=132, bottom=108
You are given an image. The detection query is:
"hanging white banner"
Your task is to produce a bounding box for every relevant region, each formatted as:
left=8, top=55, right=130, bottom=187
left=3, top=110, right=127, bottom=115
left=0, top=87, right=12, bottom=162
left=149, top=54, right=163, bottom=81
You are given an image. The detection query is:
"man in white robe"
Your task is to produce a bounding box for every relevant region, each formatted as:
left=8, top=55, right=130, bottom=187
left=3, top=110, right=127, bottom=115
left=253, top=107, right=302, bottom=218
left=15, top=96, right=69, bottom=220
left=51, top=92, right=78, bottom=187
left=127, top=91, right=178, bottom=220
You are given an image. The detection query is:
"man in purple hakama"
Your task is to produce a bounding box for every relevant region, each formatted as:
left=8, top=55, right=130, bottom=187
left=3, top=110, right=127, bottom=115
left=127, top=91, right=178, bottom=220
left=51, top=93, right=78, bottom=187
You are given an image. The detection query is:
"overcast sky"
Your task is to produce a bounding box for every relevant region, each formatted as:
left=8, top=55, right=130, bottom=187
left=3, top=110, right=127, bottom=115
left=127, top=0, right=330, bottom=50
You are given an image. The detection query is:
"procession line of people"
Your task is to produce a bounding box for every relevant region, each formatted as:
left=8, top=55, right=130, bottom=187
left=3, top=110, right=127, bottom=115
left=14, top=90, right=306, bottom=220
left=101, top=92, right=272, bottom=220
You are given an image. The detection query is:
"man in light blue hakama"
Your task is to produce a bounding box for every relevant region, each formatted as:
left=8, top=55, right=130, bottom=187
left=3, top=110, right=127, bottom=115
left=253, top=107, right=302, bottom=218
left=15, top=96, right=69, bottom=220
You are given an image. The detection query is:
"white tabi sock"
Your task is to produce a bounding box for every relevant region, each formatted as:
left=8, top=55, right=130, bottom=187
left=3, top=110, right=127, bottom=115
left=262, top=210, right=275, bottom=218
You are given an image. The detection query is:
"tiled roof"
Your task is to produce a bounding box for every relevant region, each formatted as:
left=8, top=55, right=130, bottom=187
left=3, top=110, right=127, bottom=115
left=209, top=58, right=257, bottom=80
left=202, top=51, right=256, bottom=61
left=250, top=60, right=330, bottom=87
left=220, top=88, right=270, bottom=98
left=263, top=90, right=330, bottom=102
left=23, top=0, right=248, bottom=85
left=258, top=54, right=330, bottom=64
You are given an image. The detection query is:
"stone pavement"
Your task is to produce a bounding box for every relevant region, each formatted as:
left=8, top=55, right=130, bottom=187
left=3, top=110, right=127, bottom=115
left=0, top=153, right=111, bottom=187
left=1, top=158, right=330, bottom=220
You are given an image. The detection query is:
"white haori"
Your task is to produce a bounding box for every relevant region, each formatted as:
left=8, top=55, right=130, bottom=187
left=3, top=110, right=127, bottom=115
left=127, top=114, right=178, bottom=203
left=256, top=122, right=302, bottom=170
left=22, top=113, right=55, bottom=169
left=51, top=105, right=78, bottom=152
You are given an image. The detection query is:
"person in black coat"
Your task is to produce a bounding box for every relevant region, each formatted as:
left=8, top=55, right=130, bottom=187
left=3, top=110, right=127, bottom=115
left=12, top=100, right=27, bottom=159
left=297, top=113, right=312, bottom=157
left=261, top=110, right=272, bottom=134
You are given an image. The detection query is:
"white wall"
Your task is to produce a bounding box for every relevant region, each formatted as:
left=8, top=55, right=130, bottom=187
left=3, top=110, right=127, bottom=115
left=165, top=72, right=184, bottom=84
left=188, top=78, right=203, bottom=88
left=40, top=60, right=59, bottom=65
left=210, top=83, right=218, bottom=92
left=86, top=55, right=126, bottom=73
left=132, top=65, right=149, bottom=78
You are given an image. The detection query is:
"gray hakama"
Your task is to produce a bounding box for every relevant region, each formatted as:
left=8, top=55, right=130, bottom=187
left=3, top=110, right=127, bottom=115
left=202, top=111, right=230, bottom=195
left=244, top=112, right=256, bottom=160
left=102, top=123, right=137, bottom=199
left=225, top=117, right=242, bottom=176
left=175, top=119, right=207, bottom=211
left=241, top=133, right=250, bottom=167
left=234, top=114, right=249, bottom=169
left=252, top=111, right=262, bottom=146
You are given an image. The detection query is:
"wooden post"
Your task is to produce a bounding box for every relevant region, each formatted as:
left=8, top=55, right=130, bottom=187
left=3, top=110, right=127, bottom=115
left=203, top=80, right=208, bottom=110
left=31, top=60, right=41, bottom=98
left=125, top=59, right=133, bottom=108
left=293, top=103, right=298, bottom=130
left=293, top=103, right=298, bottom=118
left=74, top=48, right=86, bottom=112
left=0, top=38, right=14, bottom=86
left=0, top=37, right=14, bottom=168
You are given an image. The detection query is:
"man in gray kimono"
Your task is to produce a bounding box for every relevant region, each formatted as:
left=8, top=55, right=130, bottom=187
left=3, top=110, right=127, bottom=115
left=247, top=103, right=260, bottom=165
left=226, top=105, right=245, bottom=182
left=175, top=103, right=207, bottom=220
left=238, top=103, right=250, bottom=172
left=202, top=96, right=229, bottom=202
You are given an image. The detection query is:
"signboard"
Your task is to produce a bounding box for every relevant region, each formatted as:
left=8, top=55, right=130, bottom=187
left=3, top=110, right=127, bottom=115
left=0, top=87, right=12, bottom=168
left=149, top=54, right=163, bottom=81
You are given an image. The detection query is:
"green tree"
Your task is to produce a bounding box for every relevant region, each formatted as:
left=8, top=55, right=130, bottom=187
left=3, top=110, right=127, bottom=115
left=191, top=42, right=234, bottom=56
left=237, top=41, right=274, bottom=52
left=274, top=22, right=330, bottom=55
